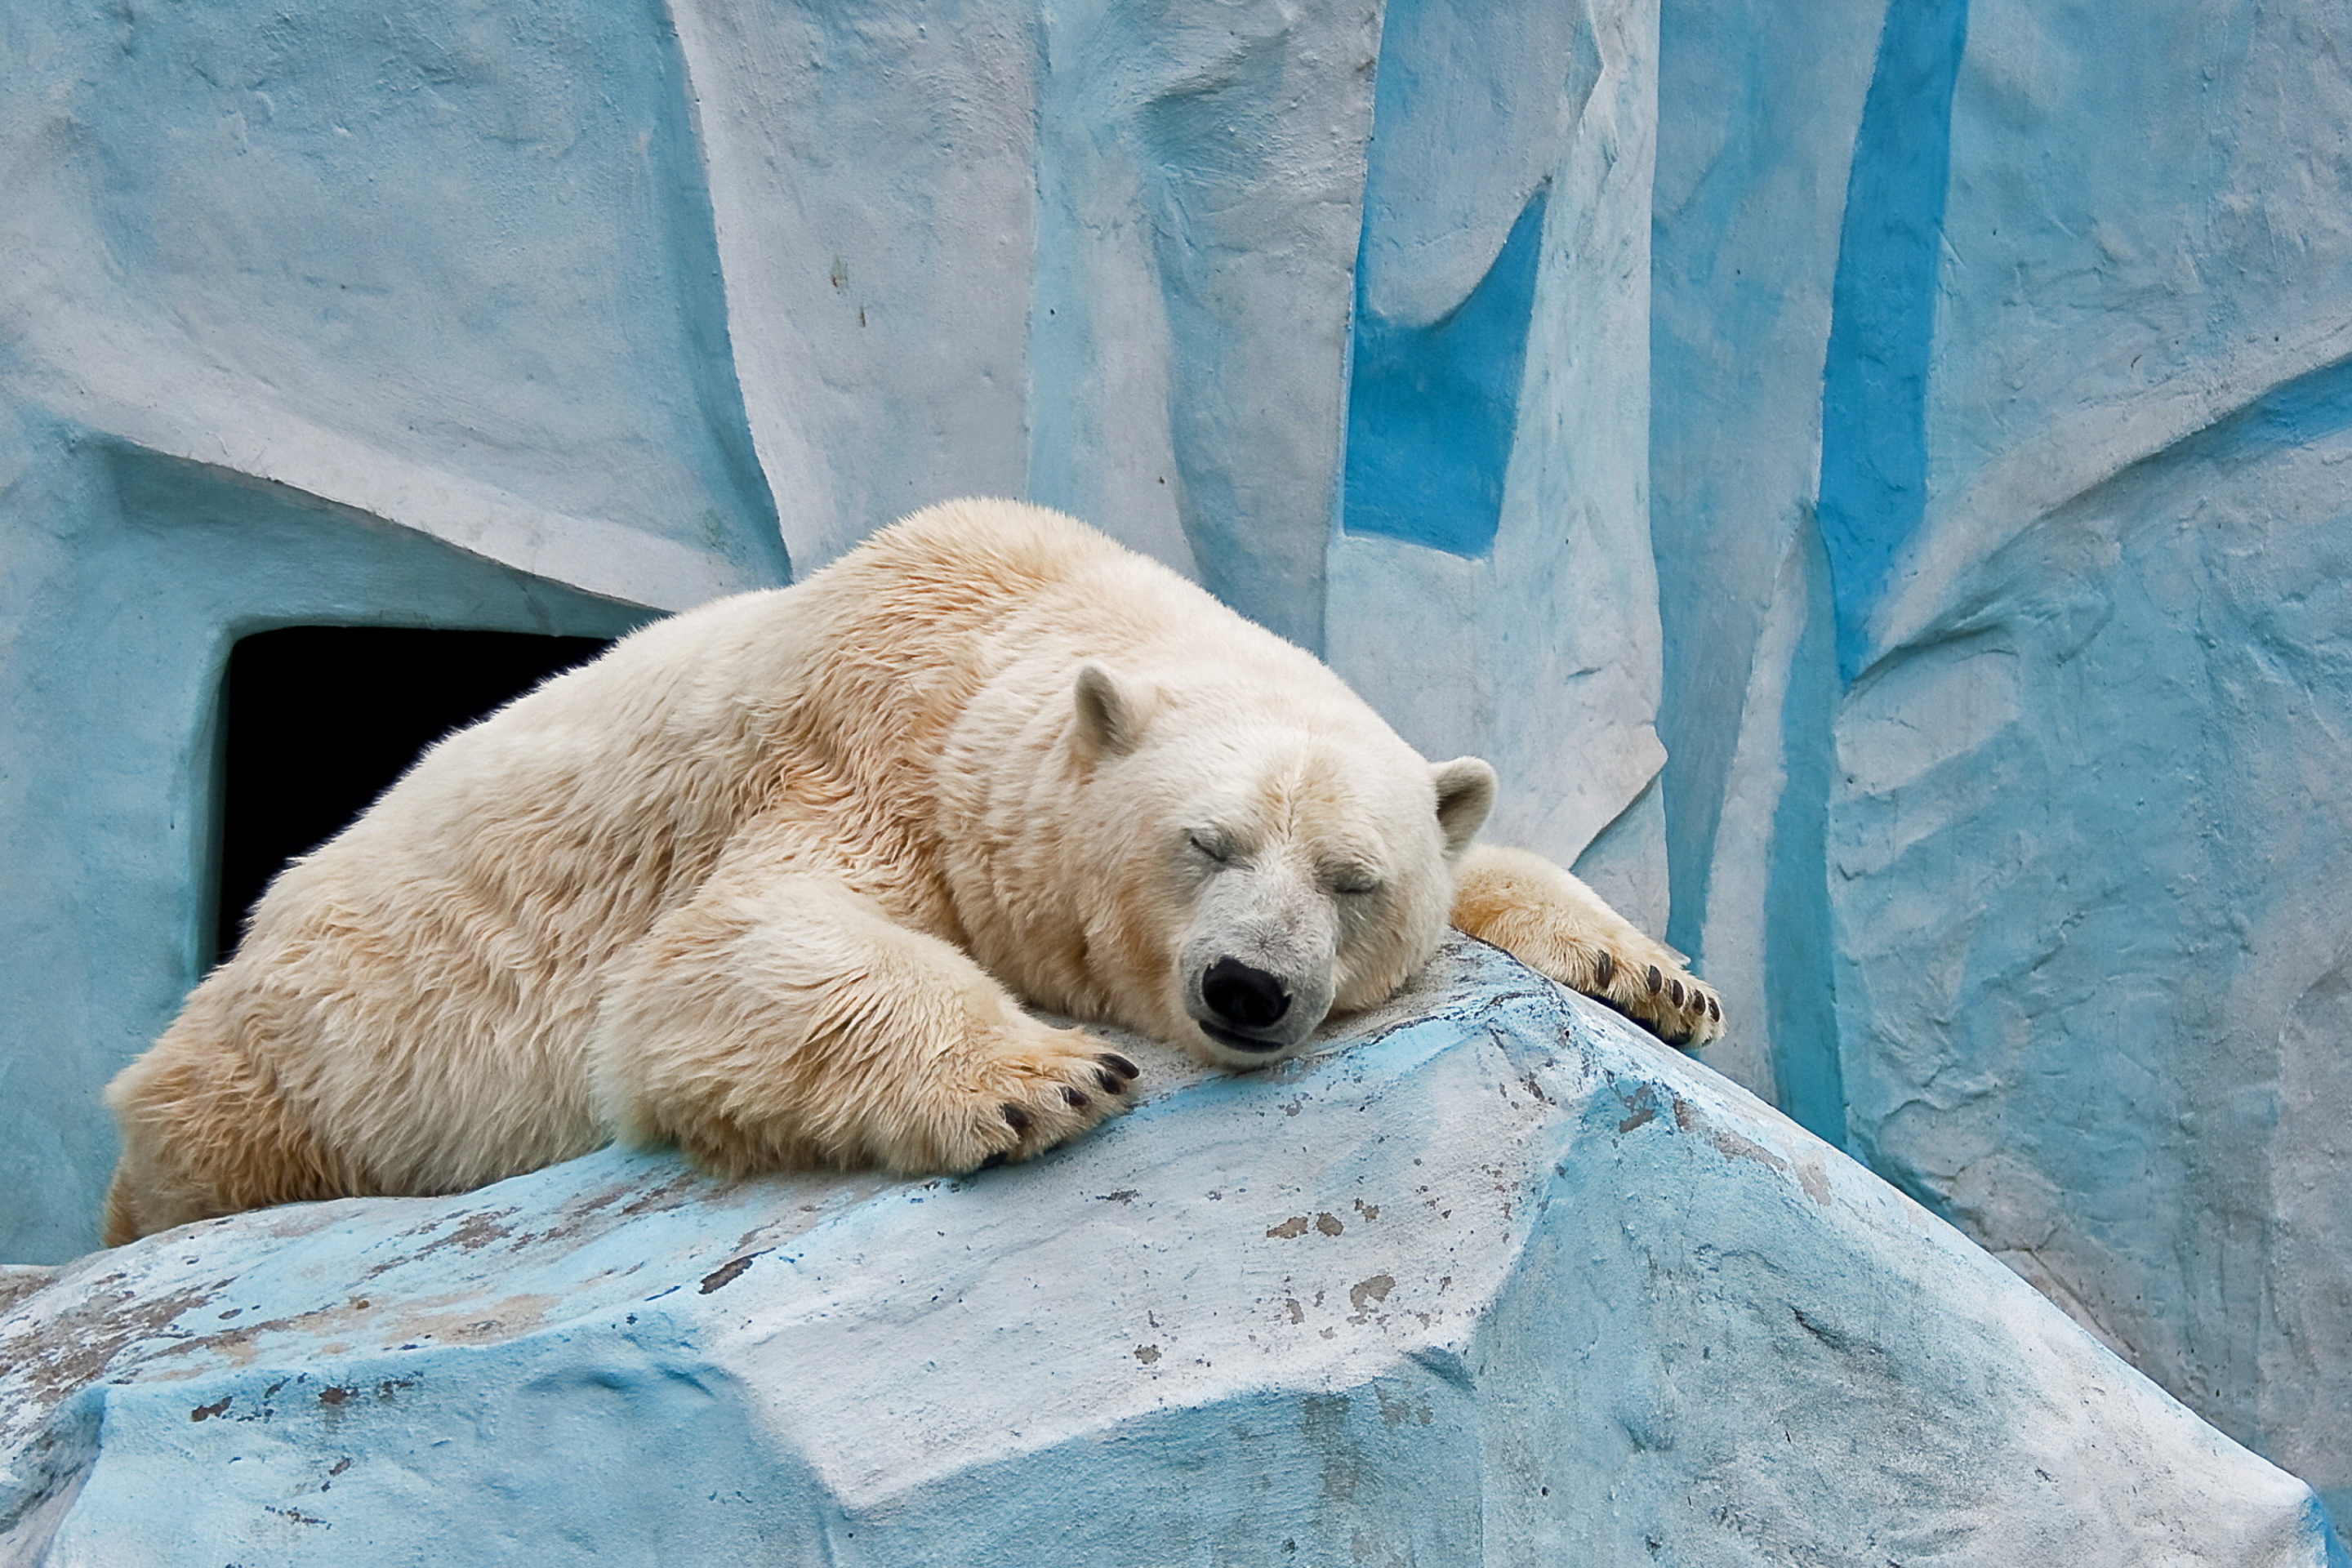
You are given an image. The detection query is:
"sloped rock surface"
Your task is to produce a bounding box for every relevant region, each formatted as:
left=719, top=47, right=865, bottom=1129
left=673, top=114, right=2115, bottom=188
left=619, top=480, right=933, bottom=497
left=0, top=943, right=2335, bottom=1566
left=1647, top=0, right=2352, bottom=1514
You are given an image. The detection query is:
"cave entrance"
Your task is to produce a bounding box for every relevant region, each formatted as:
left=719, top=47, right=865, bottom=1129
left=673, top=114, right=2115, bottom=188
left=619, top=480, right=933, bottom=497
left=213, top=626, right=612, bottom=964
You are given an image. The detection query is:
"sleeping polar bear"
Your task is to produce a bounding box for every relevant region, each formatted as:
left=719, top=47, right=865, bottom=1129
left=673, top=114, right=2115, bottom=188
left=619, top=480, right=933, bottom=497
left=102, top=500, right=1720, bottom=1243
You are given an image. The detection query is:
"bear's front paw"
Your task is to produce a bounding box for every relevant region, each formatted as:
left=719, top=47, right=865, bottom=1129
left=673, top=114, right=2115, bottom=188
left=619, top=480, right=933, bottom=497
left=1556, top=942, right=1722, bottom=1051
left=1450, top=846, right=1725, bottom=1051
left=902, top=1021, right=1142, bottom=1175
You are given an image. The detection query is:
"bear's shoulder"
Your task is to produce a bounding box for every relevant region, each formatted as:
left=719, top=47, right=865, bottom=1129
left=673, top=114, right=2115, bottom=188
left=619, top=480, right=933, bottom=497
left=852, top=498, right=1134, bottom=592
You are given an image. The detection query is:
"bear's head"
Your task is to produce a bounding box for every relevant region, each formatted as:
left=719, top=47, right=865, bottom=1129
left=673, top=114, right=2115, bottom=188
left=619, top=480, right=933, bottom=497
left=1045, top=659, right=1496, bottom=1067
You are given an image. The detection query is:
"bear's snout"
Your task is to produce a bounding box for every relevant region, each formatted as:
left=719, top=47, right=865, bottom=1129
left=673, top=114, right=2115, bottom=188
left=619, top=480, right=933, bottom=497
left=1171, top=837, right=1341, bottom=1062
left=1200, top=956, right=1291, bottom=1046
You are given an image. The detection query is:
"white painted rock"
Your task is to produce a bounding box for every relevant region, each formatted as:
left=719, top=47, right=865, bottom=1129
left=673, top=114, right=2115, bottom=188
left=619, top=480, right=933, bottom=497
left=0, top=942, right=2334, bottom=1566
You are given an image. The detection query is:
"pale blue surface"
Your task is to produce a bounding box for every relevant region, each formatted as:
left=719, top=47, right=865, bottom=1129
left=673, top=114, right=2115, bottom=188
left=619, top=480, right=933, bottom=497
left=1, top=0, right=1673, bottom=1254
left=0, top=436, right=654, bottom=1263
left=0, top=0, right=782, bottom=1261
left=2, top=947, right=2333, bottom=1565
left=1650, top=0, right=2352, bottom=1519
left=5, top=0, right=2351, bottom=1536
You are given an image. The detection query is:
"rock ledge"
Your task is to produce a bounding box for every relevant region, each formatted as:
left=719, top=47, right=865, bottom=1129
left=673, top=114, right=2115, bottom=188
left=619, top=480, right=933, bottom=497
left=1, top=942, right=2337, bottom=1566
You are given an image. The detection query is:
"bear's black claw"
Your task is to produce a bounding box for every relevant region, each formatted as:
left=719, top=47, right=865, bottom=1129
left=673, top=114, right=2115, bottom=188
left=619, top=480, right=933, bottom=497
left=1098, top=1053, right=1140, bottom=1080
left=1062, top=1086, right=1091, bottom=1109
left=1646, top=964, right=1664, bottom=994
left=978, top=1151, right=1010, bottom=1170
left=1096, top=1068, right=1125, bottom=1094
left=1001, top=1103, right=1032, bottom=1134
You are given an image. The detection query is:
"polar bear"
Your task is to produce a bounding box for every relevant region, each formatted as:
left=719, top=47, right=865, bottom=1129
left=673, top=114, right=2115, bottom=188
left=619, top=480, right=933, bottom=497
left=101, top=500, right=1718, bottom=1244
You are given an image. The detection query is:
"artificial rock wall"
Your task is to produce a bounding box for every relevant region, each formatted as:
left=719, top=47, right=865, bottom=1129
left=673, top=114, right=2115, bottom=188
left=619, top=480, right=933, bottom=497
left=2, top=0, right=2348, bottom=1530
left=0, top=0, right=1664, bottom=1261
left=1651, top=0, right=2352, bottom=1520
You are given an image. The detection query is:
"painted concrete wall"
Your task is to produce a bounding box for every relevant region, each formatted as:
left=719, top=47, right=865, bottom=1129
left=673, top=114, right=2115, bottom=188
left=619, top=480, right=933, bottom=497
left=3, top=945, right=2336, bottom=1565
left=6, top=0, right=2350, bottom=1535
left=0, top=0, right=785, bottom=1266
left=1325, top=0, right=1672, bottom=936
left=1, top=0, right=1659, bottom=1262
left=1651, top=0, right=2352, bottom=1523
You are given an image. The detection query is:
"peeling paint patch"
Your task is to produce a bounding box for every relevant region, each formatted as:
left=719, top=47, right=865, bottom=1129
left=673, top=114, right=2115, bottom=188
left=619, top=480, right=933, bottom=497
left=1373, top=1383, right=1433, bottom=1428
left=1797, top=1156, right=1833, bottom=1206
left=697, top=1252, right=768, bottom=1294
left=1709, top=1127, right=1790, bottom=1174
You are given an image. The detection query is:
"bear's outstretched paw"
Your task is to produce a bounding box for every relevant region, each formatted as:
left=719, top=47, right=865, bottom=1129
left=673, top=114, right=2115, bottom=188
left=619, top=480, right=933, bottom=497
left=1450, top=847, right=1723, bottom=1051
left=924, top=1024, right=1141, bottom=1175
left=1550, top=942, right=1722, bottom=1051
left=1475, top=916, right=1721, bottom=1049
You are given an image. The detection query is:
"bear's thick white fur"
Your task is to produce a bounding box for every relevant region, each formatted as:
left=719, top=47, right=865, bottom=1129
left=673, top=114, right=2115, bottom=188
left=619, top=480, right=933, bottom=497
left=103, top=501, right=1717, bottom=1244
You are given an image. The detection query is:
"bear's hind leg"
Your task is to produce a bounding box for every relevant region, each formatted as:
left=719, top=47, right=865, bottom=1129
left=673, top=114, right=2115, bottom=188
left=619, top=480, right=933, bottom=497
left=100, top=1166, right=140, bottom=1250
left=1450, top=844, right=1722, bottom=1048
left=101, top=1022, right=360, bottom=1244
left=589, top=871, right=1140, bottom=1178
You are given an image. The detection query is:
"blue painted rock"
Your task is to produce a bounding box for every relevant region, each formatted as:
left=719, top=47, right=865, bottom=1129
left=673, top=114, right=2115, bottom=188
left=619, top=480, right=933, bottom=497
left=0, top=942, right=2336, bottom=1565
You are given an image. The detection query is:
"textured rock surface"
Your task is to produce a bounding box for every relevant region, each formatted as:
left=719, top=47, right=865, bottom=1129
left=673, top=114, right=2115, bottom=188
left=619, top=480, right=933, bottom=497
left=1648, top=0, right=2352, bottom=1519
left=0, top=945, right=2336, bottom=1566
left=0, top=0, right=1662, bottom=1263
left=0, top=0, right=773, bottom=1262
left=8, top=0, right=2352, bottom=1534
left=1324, top=0, right=1672, bottom=935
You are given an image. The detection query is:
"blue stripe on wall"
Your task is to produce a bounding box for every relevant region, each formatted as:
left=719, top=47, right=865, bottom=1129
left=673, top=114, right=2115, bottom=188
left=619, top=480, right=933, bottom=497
left=1341, top=187, right=1548, bottom=558
left=2200, top=349, right=2352, bottom=466
left=1768, top=516, right=1847, bottom=1147
left=1818, top=0, right=1969, bottom=680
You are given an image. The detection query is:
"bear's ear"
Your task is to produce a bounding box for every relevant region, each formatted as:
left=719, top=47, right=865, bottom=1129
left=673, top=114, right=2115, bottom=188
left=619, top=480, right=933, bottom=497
left=1073, top=662, right=1151, bottom=756
left=1430, top=757, right=1497, bottom=856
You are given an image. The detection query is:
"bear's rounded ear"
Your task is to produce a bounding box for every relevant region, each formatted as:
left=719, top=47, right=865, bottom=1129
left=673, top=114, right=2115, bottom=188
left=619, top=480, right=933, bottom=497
left=1074, top=661, right=1152, bottom=756
left=1430, top=757, right=1497, bottom=856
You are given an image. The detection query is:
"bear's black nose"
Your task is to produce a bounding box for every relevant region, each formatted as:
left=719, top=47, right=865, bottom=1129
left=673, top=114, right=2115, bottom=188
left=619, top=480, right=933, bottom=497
left=1202, top=957, right=1290, bottom=1030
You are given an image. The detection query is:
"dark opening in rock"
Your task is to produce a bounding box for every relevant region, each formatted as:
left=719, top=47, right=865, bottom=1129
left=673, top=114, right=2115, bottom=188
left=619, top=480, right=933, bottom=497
left=213, top=627, right=610, bottom=964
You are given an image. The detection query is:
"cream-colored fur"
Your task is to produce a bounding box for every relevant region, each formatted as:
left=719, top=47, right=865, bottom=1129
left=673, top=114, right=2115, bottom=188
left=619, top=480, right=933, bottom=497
left=102, top=500, right=1717, bottom=1245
